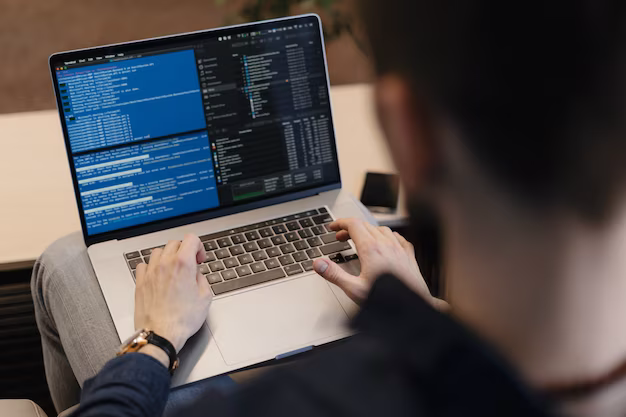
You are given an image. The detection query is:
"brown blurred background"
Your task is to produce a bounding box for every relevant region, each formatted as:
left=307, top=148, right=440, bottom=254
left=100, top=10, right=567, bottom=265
left=0, top=3, right=371, bottom=414
left=0, top=0, right=372, bottom=115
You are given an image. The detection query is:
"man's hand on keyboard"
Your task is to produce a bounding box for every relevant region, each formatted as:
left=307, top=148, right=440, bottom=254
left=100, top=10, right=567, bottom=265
left=134, top=234, right=212, bottom=352
left=313, top=218, right=443, bottom=309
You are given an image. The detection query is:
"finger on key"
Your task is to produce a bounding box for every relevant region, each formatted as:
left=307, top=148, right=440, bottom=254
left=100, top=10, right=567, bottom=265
left=178, top=234, right=206, bottom=265
left=329, top=218, right=374, bottom=245
left=162, top=240, right=182, bottom=258
left=335, top=230, right=350, bottom=241
left=196, top=271, right=213, bottom=301
left=136, top=263, right=148, bottom=282
left=147, top=248, right=163, bottom=275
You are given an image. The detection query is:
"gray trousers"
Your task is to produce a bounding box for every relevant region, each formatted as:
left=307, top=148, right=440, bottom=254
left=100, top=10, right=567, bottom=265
left=30, top=232, right=122, bottom=412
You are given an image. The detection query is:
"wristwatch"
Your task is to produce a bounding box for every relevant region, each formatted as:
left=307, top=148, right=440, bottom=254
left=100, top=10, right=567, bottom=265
left=117, top=329, right=179, bottom=375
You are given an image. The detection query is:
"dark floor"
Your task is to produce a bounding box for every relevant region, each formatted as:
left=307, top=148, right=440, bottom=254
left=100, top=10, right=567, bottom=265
left=0, top=267, right=55, bottom=417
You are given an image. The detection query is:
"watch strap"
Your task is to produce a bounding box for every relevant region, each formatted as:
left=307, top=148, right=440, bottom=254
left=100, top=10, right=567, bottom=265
left=146, top=332, right=179, bottom=375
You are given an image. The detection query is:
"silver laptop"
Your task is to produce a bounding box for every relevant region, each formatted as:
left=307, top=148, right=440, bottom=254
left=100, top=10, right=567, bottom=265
left=49, top=14, right=367, bottom=385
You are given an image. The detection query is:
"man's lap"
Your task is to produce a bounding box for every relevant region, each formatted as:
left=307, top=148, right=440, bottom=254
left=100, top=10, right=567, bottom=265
left=31, top=232, right=120, bottom=410
left=31, top=232, right=234, bottom=413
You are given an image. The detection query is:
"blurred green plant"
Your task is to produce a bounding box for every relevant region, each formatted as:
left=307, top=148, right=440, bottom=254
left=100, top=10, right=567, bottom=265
left=215, top=0, right=365, bottom=51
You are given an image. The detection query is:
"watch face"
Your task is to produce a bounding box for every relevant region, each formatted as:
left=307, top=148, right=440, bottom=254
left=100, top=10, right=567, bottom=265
left=118, top=329, right=149, bottom=354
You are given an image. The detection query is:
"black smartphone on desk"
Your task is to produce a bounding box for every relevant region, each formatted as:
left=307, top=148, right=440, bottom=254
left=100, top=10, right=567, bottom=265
left=360, top=172, right=400, bottom=213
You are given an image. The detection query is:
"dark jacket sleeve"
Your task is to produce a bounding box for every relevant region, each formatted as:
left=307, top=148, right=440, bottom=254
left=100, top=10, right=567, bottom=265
left=73, top=353, right=171, bottom=417
left=71, top=275, right=552, bottom=417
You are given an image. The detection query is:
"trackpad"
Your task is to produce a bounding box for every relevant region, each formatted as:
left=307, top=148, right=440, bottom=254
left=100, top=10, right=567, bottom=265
left=207, top=275, right=350, bottom=365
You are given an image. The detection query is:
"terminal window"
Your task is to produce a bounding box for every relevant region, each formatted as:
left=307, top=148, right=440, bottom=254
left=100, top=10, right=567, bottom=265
left=55, top=18, right=340, bottom=236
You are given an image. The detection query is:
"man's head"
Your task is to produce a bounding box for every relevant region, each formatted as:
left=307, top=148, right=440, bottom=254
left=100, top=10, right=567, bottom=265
left=359, top=0, right=626, bottom=223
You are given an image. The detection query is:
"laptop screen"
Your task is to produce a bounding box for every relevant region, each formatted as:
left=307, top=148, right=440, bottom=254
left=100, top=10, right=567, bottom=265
left=50, top=15, right=340, bottom=238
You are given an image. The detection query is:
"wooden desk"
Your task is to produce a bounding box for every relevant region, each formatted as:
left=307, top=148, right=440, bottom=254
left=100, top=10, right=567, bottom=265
left=0, top=84, right=405, bottom=271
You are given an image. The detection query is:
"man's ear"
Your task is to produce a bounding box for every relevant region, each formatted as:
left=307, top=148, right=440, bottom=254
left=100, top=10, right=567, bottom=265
left=375, top=75, right=437, bottom=194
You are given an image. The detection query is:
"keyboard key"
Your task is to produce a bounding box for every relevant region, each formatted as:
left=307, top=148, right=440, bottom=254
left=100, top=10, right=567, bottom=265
left=141, top=248, right=153, bottom=256
left=132, top=270, right=137, bottom=280
left=329, top=253, right=345, bottom=264
left=266, top=247, right=281, bottom=257
left=345, top=254, right=359, bottom=262
left=238, top=254, right=254, bottom=265
left=302, top=209, right=319, bottom=216
left=311, top=226, right=326, bottom=235
left=209, top=261, right=225, bottom=272
left=259, top=228, right=273, bottom=238
left=128, top=258, right=144, bottom=269
left=251, top=221, right=267, bottom=230
left=264, top=258, right=281, bottom=269
left=206, top=273, right=222, bottom=284
left=221, top=269, right=237, bottom=281
left=212, top=268, right=286, bottom=295
left=294, top=240, right=309, bottom=251
left=312, top=214, right=333, bottom=224
left=306, top=248, right=322, bottom=258
left=299, top=218, right=314, bottom=228
left=321, top=241, right=352, bottom=256
left=284, top=264, right=304, bottom=276
left=215, top=249, right=230, bottom=259
left=307, top=237, right=323, bottom=247
left=321, top=233, right=338, bottom=244
left=279, top=255, right=295, bottom=266
left=252, top=250, right=268, bottom=261
left=125, top=251, right=141, bottom=260
left=245, top=231, right=260, bottom=241
left=272, top=224, right=287, bottom=234
left=217, top=237, right=232, bottom=248
left=224, top=258, right=239, bottom=269
left=301, top=260, right=314, bottom=271
left=229, top=245, right=244, bottom=256
left=325, top=224, right=333, bottom=232
left=271, top=235, right=286, bottom=245
left=231, top=234, right=245, bottom=244
left=284, top=232, right=299, bottom=242
left=201, top=232, right=226, bottom=242
left=204, top=252, right=217, bottom=262
left=258, top=238, right=272, bottom=249
left=203, top=241, right=218, bottom=251
left=199, top=264, right=210, bottom=274
left=286, top=221, right=301, bottom=231
left=144, top=256, right=151, bottom=264
left=280, top=243, right=296, bottom=254
left=251, top=262, right=266, bottom=273
left=293, top=252, right=308, bottom=262
left=318, top=207, right=328, bottom=213
left=236, top=265, right=253, bottom=277
left=243, top=242, right=259, bottom=252
left=298, top=229, right=313, bottom=239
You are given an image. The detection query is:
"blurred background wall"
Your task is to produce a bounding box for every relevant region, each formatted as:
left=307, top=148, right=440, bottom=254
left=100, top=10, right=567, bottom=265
left=0, top=0, right=371, bottom=114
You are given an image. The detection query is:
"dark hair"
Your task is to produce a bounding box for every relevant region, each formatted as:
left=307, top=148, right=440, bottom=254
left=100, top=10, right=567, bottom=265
left=359, top=1, right=626, bottom=221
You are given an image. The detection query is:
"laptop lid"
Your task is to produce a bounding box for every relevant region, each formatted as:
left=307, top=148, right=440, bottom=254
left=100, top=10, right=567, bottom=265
left=49, top=14, right=341, bottom=246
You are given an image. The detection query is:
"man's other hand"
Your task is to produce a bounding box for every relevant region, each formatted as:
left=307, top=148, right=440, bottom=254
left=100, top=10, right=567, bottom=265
left=313, top=218, right=444, bottom=309
left=135, top=234, right=212, bottom=352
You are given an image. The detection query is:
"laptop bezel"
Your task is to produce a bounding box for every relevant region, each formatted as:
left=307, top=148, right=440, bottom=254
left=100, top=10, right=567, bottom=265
left=49, top=14, right=342, bottom=247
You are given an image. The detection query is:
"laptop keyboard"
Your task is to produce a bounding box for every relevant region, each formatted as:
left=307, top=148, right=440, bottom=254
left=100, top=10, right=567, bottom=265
left=123, top=207, right=358, bottom=295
